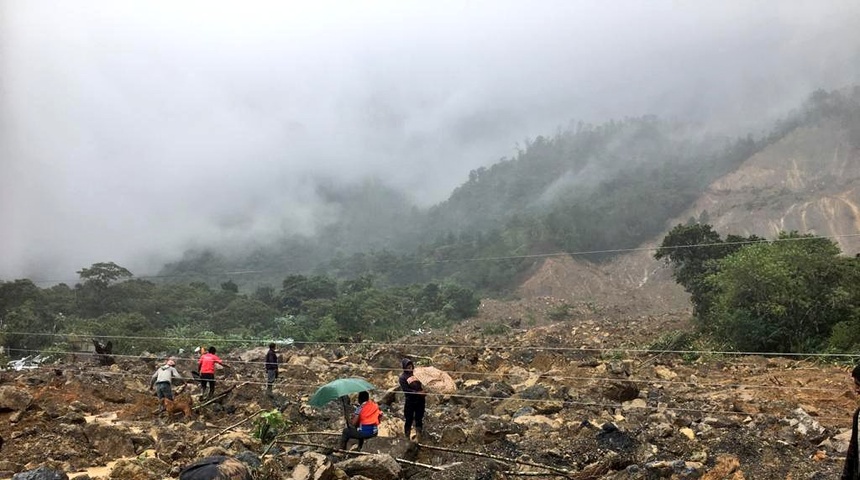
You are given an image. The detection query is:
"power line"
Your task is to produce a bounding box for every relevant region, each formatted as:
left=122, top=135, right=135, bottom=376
left=13, top=363, right=853, bottom=424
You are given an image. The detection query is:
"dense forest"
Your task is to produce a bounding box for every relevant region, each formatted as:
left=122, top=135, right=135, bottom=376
left=0, top=262, right=479, bottom=358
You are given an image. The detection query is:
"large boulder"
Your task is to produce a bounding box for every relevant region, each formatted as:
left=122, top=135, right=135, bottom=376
left=0, top=386, right=32, bottom=411
left=290, top=452, right=333, bottom=480
left=83, top=423, right=136, bottom=459
left=287, top=356, right=330, bottom=373
left=179, top=456, right=252, bottom=480
left=109, top=458, right=158, bottom=480
left=334, top=454, right=400, bottom=480
left=12, top=466, right=68, bottom=480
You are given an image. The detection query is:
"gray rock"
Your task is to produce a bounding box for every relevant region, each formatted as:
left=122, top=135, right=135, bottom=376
left=335, top=454, right=400, bottom=480
left=0, top=386, right=33, bottom=412
left=12, top=466, right=69, bottom=480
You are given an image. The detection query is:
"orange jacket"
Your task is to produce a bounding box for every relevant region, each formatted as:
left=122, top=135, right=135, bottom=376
left=354, top=400, right=381, bottom=428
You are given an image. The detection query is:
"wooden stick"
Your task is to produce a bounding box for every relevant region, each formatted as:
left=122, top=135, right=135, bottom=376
left=193, top=382, right=246, bottom=410
left=278, top=431, right=340, bottom=437
left=278, top=439, right=444, bottom=471
left=502, top=472, right=568, bottom=478
left=204, top=409, right=264, bottom=445
left=415, top=443, right=574, bottom=477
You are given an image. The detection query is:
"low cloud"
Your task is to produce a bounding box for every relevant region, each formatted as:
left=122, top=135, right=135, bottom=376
left=1, top=0, right=859, bottom=282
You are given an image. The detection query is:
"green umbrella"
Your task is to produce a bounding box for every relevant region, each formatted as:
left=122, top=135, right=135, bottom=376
left=308, top=378, right=376, bottom=407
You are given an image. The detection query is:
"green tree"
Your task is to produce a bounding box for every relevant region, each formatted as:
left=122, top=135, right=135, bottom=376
left=77, top=262, right=133, bottom=290
left=655, top=224, right=761, bottom=314
left=702, top=233, right=848, bottom=352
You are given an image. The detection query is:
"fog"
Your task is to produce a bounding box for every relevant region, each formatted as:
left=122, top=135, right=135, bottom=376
left=2, top=1, right=859, bottom=283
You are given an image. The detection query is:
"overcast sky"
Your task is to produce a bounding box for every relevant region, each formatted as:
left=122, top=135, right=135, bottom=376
left=2, top=0, right=860, bottom=283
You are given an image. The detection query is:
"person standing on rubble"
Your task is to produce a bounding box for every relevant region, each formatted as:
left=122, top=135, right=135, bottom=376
left=198, top=346, right=225, bottom=399
left=842, top=364, right=860, bottom=479
left=264, top=343, right=278, bottom=396
left=150, top=358, right=182, bottom=411
left=399, top=357, right=426, bottom=441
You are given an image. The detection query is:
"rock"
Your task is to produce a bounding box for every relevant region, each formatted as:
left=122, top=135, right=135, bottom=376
left=533, top=400, right=564, bottom=414
left=91, top=386, right=126, bottom=404
left=622, top=398, right=647, bottom=412
left=785, top=408, right=826, bottom=441
left=199, top=446, right=230, bottom=458
left=237, top=347, right=269, bottom=363
left=440, top=426, right=469, bottom=445
left=512, top=406, right=535, bottom=418
left=59, top=412, right=87, bottom=425
left=291, top=452, right=332, bottom=480
left=654, top=365, right=678, bottom=380
left=334, top=454, right=400, bottom=480
left=679, top=427, right=696, bottom=440
left=83, top=423, right=136, bottom=459
left=257, top=457, right=289, bottom=480
left=826, top=429, right=852, bottom=453
left=603, top=380, right=640, bottom=402
left=702, top=416, right=740, bottom=429
left=234, top=451, right=262, bottom=470
left=487, top=382, right=514, bottom=399
left=478, top=415, right=526, bottom=443
left=645, top=459, right=702, bottom=477
left=287, top=356, right=330, bottom=373
left=137, top=457, right=171, bottom=478
left=179, top=456, right=252, bottom=480
left=512, top=414, right=562, bottom=430
left=518, top=385, right=548, bottom=400
left=12, top=466, right=68, bottom=480
left=109, top=459, right=155, bottom=480
left=0, top=386, right=33, bottom=411
left=155, top=430, right=189, bottom=461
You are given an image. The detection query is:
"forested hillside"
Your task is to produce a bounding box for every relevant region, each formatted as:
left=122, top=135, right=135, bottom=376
left=160, top=88, right=860, bottom=294
left=2, top=88, right=859, bottom=362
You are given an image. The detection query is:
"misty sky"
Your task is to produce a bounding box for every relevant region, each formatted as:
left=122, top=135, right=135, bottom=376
left=2, top=1, right=860, bottom=283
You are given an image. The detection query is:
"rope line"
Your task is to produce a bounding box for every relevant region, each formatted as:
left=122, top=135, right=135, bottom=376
left=7, top=348, right=848, bottom=395
left=4, top=331, right=860, bottom=359
left=17, top=364, right=853, bottom=424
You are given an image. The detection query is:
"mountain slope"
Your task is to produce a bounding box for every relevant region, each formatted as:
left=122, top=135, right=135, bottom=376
left=517, top=88, right=860, bottom=311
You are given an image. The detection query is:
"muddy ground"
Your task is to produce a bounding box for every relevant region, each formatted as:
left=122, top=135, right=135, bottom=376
left=0, top=298, right=856, bottom=479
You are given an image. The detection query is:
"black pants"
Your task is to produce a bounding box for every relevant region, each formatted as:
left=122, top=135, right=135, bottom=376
left=200, top=373, right=216, bottom=397
left=339, top=427, right=376, bottom=451
left=404, top=401, right=425, bottom=436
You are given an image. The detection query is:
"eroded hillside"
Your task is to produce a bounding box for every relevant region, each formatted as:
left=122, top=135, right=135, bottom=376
left=688, top=119, right=860, bottom=256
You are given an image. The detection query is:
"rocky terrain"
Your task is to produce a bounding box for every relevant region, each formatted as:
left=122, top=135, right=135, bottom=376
left=1, top=297, right=856, bottom=479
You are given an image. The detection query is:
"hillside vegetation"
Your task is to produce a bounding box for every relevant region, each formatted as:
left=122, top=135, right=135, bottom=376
left=2, top=88, right=860, bottom=360
left=160, top=88, right=860, bottom=295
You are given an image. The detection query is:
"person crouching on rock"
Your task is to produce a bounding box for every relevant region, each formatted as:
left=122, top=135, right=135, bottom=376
left=150, top=357, right=182, bottom=412
left=339, top=391, right=382, bottom=451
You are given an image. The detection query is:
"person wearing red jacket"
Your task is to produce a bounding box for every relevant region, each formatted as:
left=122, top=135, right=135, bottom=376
left=197, top=346, right=225, bottom=399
